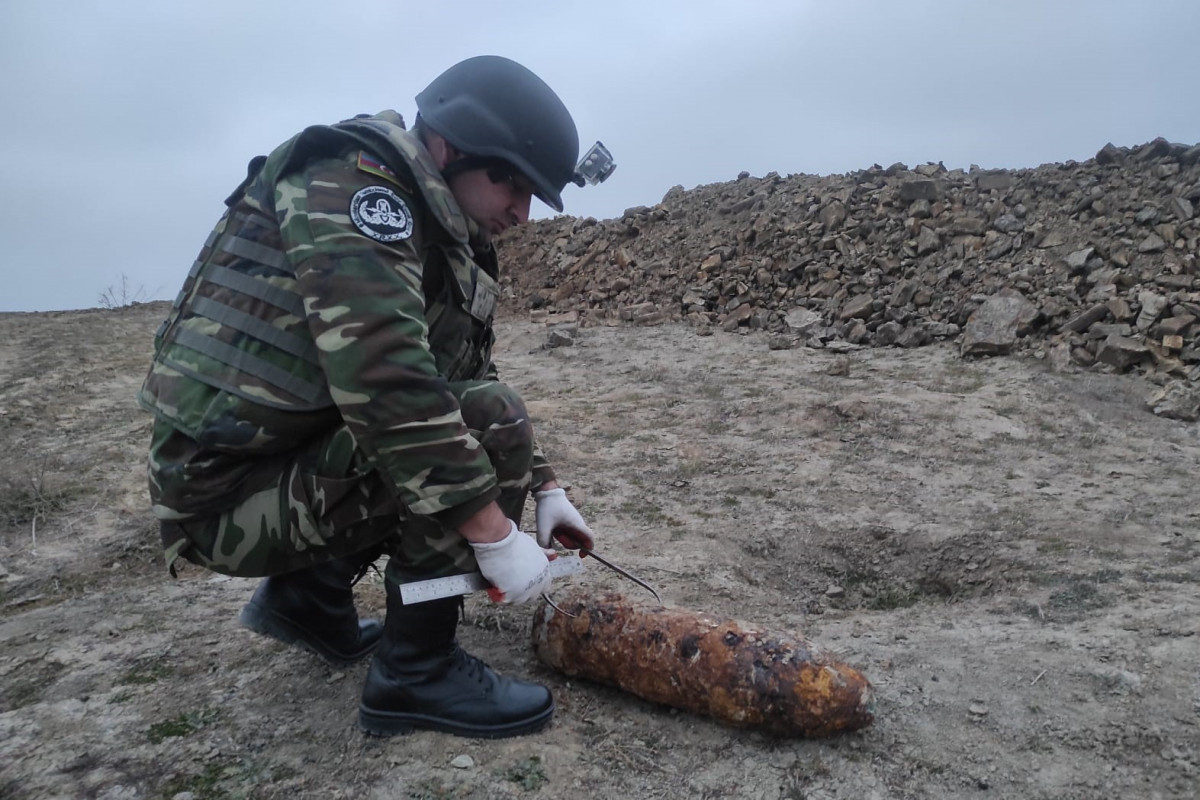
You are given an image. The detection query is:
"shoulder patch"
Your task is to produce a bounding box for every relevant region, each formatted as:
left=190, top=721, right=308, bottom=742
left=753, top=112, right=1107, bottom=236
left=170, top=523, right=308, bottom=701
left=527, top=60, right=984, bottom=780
left=356, top=151, right=406, bottom=189
left=350, top=186, right=414, bottom=242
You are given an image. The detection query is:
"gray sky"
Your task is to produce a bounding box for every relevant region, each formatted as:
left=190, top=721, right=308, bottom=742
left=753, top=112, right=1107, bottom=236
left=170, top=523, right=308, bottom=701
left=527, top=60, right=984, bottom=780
left=3, top=0, right=1198, bottom=312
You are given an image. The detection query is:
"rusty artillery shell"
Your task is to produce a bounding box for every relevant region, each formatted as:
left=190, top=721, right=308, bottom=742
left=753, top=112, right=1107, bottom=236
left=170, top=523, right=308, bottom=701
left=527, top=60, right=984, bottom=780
left=531, top=591, right=874, bottom=737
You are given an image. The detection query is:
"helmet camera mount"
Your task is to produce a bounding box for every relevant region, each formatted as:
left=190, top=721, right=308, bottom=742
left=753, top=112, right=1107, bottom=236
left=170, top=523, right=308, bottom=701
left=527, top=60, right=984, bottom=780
left=572, top=141, right=616, bottom=187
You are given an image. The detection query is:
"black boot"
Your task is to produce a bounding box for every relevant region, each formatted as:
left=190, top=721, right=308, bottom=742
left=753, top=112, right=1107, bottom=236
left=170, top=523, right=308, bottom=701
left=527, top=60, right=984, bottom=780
left=238, top=553, right=382, bottom=665
left=358, top=584, right=554, bottom=738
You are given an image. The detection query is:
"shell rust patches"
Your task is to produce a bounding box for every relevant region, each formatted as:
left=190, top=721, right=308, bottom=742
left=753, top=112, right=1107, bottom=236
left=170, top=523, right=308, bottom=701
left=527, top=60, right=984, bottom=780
left=350, top=185, right=414, bottom=242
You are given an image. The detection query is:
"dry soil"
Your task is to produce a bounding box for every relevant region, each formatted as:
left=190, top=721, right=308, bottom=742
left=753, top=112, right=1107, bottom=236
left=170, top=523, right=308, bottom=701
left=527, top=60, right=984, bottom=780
left=1, top=303, right=1197, bottom=800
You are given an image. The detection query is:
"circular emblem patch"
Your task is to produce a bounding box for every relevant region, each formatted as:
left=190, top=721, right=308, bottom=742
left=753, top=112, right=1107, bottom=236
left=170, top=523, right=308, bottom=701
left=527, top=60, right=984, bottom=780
left=349, top=185, right=414, bottom=242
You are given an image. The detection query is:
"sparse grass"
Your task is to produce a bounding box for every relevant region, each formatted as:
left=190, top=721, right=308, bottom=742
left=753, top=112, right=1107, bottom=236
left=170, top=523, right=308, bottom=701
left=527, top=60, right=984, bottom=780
left=783, top=754, right=833, bottom=798
left=160, top=763, right=226, bottom=799
left=991, top=403, right=1023, bottom=419
left=158, top=756, right=292, bottom=800
left=675, top=459, right=711, bottom=479
left=0, top=463, right=76, bottom=531
left=147, top=708, right=218, bottom=743
left=405, top=777, right=457, bottom=800
left=1037, top=537, right=1073, bottom=555
left=97, top=274, right=149, bottom=309
left=1, top=660, right=66, bottom=710
left=1013, top=569, right=1123, bottom=621
left=500, top=755, right=548, bottom=791
left=615, top=499, right=684, bottom=528
left=863, top=584, right=922, bottom=610
left=702, top=419, right=732, bottom=435
left=1134, top=568, right=1200, bottom=584
left=121, top=660, right=174, bottom=686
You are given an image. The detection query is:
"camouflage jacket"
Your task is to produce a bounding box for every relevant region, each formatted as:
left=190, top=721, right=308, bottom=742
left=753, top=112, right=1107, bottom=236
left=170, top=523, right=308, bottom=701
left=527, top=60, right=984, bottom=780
left=138, top=111, right=555, bottom=527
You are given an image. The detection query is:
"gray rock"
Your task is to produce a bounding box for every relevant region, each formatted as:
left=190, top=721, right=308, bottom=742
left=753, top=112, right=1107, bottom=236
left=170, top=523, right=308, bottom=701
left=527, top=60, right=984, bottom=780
left=1065, top=248, right=1094, bottom=270
left=1170, top=196, right=1194, bottom=221
left=1135, top=206, right=1161, bottom=225
left=975, top=171, right=1013, bottom=191
left=890, top=280, right=919, bottom=307
left=909, top=199, right=933, bottom=219
left=916, top=226, right=940, bottom=255
left=840, top=294, right=874, bottom=321
left=1095, top=142, right=1125, bottom=164
left=1061, top=304, right=1110, bottom=333
left=925, top=322, right=960, bottom=338
left=992, top=214, right=1024, bottom=233
left=897, top=326, right=931, bottom=348
left=1096, top=335, right=1151, bottom=370
left=874, top=320, right=905, bottom=345
left=899, top=180, right=942, bottom=202
left=1037, top=230, right=1068, bottom=248
left=1136, top=291, right=1168, bottom=331
left=1138, top=233, right=1167, bottom=253
left=1156, top=274, right=1195, bottom=290
left=768, top=334, right=801, bottom=350
left=1148, top=383, right=1200, bottom=421
left=951, top=217, right=988, bottom=235
left=1158, top=314, right=1197, bottom=336
left=961, top=292, right=1039, bottom=356
left=546, top=327, right=577, bottom=348
left=784, top=307, right=823, bottom=332
left=1089, top=322, right=1132, bottom=339
left=1136, top=137, right=1173, bottom=161
left=820, top=200, right=847, bottom=231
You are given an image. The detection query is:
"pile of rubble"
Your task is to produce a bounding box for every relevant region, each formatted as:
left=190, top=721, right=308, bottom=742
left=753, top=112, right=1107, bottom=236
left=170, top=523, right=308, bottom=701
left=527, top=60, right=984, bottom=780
left=498, top=137, right=1200, bottom=419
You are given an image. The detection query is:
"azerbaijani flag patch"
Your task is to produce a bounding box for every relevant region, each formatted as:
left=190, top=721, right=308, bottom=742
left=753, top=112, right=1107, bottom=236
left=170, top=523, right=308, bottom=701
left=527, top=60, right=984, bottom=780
left=356, top=152, right=406, bottom=189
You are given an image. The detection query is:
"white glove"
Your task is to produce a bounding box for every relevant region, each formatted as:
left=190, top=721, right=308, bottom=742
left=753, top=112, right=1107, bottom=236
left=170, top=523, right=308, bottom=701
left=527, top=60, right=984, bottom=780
left=534, top=487, right=596, bottom=550
left=469, top=520, right=552, bottom=605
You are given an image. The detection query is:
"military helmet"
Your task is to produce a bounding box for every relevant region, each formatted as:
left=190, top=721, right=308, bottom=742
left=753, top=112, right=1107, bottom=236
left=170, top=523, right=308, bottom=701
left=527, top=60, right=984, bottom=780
left=416, top=55, right=580, bottom=212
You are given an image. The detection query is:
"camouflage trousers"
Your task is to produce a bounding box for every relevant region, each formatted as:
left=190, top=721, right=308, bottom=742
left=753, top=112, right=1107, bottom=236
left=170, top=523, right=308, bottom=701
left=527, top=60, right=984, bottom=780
left=160, top=380, right=537, bottom=584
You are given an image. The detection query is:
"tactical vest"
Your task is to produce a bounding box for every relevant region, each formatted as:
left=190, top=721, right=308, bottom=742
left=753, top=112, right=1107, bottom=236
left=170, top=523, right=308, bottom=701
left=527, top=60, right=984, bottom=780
left=139, top=112, right=499, bottom=449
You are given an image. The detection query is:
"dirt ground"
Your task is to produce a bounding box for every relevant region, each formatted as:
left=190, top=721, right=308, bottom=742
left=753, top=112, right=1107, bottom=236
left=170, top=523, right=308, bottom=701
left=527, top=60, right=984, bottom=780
left=1, top=302, right=1197, bottom=800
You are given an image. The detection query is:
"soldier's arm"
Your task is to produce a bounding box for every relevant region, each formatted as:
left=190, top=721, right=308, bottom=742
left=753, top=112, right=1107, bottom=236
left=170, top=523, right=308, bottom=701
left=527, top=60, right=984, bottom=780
left=277, top=156, right=500, bottom=528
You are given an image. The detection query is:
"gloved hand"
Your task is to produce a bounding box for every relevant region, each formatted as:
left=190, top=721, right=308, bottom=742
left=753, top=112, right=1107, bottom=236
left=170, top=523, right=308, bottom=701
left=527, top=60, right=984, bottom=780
left=534, top=487, right=596, bottom=551
left=469, top=520, right=552, bottom=604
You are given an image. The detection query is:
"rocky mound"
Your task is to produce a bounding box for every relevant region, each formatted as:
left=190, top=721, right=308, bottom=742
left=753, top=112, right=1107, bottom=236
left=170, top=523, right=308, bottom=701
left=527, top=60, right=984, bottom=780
left=498, top=137, right=1200, bottom=418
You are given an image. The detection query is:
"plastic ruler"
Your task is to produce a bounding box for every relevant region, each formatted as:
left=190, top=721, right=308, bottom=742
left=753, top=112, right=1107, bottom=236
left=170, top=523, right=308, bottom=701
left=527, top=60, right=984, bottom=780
left=398, top=552, right=585, bottom=604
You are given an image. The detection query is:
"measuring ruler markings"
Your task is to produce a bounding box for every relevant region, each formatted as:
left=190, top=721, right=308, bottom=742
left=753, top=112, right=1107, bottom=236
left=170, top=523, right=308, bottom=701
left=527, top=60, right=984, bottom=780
left=399, top=552, right=585, bottom=604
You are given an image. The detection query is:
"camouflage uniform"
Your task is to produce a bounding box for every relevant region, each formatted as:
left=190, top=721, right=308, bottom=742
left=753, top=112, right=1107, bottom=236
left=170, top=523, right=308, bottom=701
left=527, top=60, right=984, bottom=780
left=138, top=111, right=556, bottom=584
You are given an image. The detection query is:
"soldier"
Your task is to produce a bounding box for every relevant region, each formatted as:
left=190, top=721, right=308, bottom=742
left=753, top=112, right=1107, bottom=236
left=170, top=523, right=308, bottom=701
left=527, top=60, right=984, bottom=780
left=138, top=55, right=612, bottom=739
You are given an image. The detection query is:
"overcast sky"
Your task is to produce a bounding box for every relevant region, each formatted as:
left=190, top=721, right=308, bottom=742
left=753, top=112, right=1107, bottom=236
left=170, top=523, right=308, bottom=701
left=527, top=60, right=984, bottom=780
left=2, top=0, right=1198, bottom=313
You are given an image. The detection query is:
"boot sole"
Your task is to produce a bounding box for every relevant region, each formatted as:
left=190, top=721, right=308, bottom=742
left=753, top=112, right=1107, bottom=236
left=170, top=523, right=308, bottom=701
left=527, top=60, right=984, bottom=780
left=358, top=701, right=555, bottom=739
left=239, top=602, right=381, bottom=666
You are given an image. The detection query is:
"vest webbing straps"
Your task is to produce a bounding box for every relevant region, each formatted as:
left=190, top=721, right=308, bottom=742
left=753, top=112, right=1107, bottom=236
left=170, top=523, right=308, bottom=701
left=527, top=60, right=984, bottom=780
left=171, top=227, right=224, bottom=309
left=218, top=233, right=288, bottom=270
left=190, top=296, right=321, bottom=366
left=204, top=264, right=307, bottom=318
left=170, top=327, right=329, bottom=406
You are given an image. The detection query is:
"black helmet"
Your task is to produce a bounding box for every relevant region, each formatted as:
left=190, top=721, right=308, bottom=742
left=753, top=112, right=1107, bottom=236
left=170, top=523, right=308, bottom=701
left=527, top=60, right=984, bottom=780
left=416, top=55, right=579, bottom=212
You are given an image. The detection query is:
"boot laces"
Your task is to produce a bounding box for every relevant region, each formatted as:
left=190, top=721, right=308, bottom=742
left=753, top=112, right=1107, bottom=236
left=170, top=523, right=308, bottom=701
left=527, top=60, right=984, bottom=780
left=451, top=646, right=488, bottom=683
